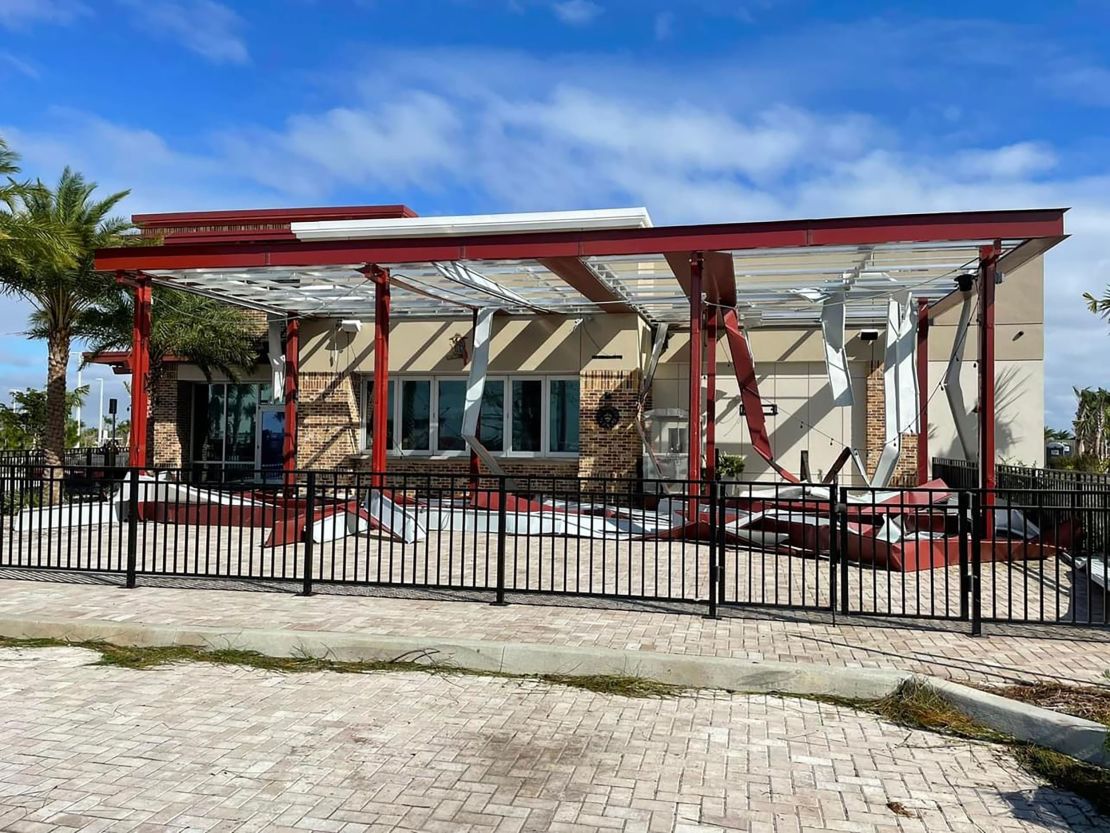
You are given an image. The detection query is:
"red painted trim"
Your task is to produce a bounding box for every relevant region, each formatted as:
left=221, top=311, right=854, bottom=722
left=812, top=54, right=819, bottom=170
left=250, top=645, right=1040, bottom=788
left=916, top=298, right=930, bottom=485
left=979, top=242, right=1000, bottom=507
left=688, top=253, right=703, bottom=494
left=721, top=309, right=801, bottom=484
left=283, top=317, right=299, bottom=488
left=133, top=204, right=418, bottom=227
left=96, top=208, right=1068, bottom=273
left=128, top=276, right=152, bottom=468
left=372, top=267, right=391, bottom=484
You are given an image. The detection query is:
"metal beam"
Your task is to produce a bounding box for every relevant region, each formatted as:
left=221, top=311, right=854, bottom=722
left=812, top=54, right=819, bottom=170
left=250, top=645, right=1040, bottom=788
left=371, top=267, right=391, bottom=483
left=283, top=317, right=299, bottom=487
left=96, top=208, right=1068, bottom=272
left=916, top=298, right=929, bottom=485
left=537, top=256, right=637, bottom=314
left=128, top=275, right=152, bottom=469
left=979, top=242, right=1000, bottom=512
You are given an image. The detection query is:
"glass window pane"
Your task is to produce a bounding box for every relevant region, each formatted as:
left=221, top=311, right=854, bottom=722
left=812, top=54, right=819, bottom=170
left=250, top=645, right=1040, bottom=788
left=193, top=384, right=225, bottom=461
left=400, top=380, right=431, bottom=450
left=511, top=379, right=542, bottom=452
left=480, top=381, right=504, bottom=452
left=224, top=384, right=258, bottom=463
left=364, top=379, right=394, bottom=450
left=549, top=379, right=580, bottom=453
left=437, top=380, right=467, bottom=452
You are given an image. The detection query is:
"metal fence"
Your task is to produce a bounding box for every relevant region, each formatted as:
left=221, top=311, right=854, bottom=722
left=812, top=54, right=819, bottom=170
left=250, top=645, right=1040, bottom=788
left=0, top=463, right=1106, bottom=632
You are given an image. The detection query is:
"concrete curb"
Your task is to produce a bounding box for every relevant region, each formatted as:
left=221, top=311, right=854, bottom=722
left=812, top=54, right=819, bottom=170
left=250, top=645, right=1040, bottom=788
left=1, top=614, right=1107, bottom=767
left=930, top=677, right=1110, bottom=768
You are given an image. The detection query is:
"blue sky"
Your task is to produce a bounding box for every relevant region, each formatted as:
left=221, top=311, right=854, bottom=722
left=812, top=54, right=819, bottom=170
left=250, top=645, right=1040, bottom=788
left=2, top=0, right=1109, bottom=434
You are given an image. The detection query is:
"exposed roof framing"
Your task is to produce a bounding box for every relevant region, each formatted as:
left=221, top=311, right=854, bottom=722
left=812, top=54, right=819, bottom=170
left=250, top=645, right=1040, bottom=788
left=100, top=207, right=1068, bottom=327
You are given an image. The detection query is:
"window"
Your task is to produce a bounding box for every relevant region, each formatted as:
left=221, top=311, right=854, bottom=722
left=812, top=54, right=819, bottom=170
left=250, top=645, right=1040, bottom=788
left=549, top=379, right=580, bottom=453
left=511, top=379, right=543, bottom=452
left=399, top=379, right=431, bottom=451
left=362, top=375, right=578, bottom=456
left=436, top=380, right=467, bottom=451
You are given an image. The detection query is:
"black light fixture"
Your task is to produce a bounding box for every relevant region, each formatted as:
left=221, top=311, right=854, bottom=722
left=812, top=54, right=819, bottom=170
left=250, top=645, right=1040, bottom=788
left=956, top=272, right=976, bottom=293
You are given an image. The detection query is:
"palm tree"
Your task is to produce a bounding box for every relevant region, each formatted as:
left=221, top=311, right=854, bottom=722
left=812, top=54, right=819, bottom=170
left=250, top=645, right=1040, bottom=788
left=80, top=286, right=260, bottom=426
left=0, top=167, right=130, bottom=470
left=1085, top=289, right=1110, bottom=322
left=1072, top=387, right=1110, bottom=460
left=0, top=138, right=75, bottom=281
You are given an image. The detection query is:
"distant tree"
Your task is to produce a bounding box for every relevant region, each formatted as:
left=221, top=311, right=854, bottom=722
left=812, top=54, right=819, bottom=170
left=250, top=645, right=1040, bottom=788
left=0, top=137, right=75, bottom=277
left=1044, top=426, right=1074, bottom=442
left=0, top=386, right=88, bottom=450
left=1072, top=387, right=1110, bottom=461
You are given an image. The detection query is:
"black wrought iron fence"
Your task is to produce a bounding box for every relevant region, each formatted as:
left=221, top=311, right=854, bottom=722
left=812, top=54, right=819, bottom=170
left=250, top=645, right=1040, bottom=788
left=0, top=463, right=1106, bottom=632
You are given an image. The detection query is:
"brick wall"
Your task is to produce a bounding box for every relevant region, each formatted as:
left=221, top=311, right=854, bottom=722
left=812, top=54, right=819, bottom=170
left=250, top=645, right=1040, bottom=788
left=149, top=365, right=189, bottom=469
left=297, top=370, right=361, bottom=469
left=578, top=369, right=643, bottom=482
left=864, top=362, right=919, bottom=486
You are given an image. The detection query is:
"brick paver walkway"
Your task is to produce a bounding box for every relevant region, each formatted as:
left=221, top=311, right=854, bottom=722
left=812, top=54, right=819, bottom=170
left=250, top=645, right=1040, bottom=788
left=0, top=579, right=1107, bottom=686
left=0, top=644, right=1105, bottom=832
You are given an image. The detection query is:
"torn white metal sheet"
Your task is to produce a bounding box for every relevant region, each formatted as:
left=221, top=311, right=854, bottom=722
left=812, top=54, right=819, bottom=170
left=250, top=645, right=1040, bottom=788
left=820, top=291, right=853, bottom=407
left=872, top=293, right=919, bottom=488
left=368, top=490, right=426, bottom=543
left=944, top=290, right=978, bottom=461
left=268, top=316, right=285, bottom=404
left=461, top=307, right=504, bottom=477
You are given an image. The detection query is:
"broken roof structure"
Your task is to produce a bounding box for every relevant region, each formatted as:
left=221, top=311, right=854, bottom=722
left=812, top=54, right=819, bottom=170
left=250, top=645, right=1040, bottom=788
left=95, top=203, right=1068, bottom=512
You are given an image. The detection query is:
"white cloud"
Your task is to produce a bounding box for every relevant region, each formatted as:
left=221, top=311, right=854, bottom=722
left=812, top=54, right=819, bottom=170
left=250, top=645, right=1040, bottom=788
left=551, top=0, right=601, bottom=25
left=0, top=0, right=88, bottom=28
left=116, top=0, right=248, bottom=64
left=4, top=46, right=1108, bottom=429
left=0, top=51, right=39, bottom=79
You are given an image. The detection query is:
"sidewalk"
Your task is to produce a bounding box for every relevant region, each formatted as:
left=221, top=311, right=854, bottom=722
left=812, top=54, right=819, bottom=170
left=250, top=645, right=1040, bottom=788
left=0, top=578, right=1106, bottom=686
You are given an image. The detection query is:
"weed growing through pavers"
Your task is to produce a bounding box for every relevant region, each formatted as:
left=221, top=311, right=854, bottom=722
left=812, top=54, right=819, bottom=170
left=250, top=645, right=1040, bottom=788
left=0, top=636, right=686, bottom=699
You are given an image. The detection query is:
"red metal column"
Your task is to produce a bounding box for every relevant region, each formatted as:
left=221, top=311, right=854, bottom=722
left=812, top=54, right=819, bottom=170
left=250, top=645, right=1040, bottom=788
left=282, top=317, right=299, bottom=487
left=371, top=267, right=391, bottom=483
left=705, top=310, right=717, bottom=481
left=468, top=308, right=480, bottom=489
left=916, top=298, right=929, bottom=485
left=688, top=253, right=704, bottom=503
left=978, top=242, right=1000, bottom=509
left=128, top=274, right=152, bottom=469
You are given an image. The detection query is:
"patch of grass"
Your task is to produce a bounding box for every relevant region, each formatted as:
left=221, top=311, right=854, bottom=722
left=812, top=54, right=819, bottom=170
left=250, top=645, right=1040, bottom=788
left=991, top=682, right=1110, bottom=728
left=1014, top=745, right=1110, bottom=817
left=0, top=636, right=681, bottom=699
left=874, top=679, right=1010, bottom=744
left=539, top=674, right=686, bottom=698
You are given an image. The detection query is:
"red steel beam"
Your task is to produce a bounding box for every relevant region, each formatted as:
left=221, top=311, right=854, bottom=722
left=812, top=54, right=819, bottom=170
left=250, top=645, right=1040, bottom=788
left=721, top=309, right=801, bottom=484
left=535, top=256, right=635, bottom=314
left=128, top=275, right=152, bottom=469
left=979, top=242, right=1000, bottom=512
left=468, top=308, right=480, bottom=490
left=705, top=311, right=717, bottom=481
left=664, top=251, right=736, bottom=307
left=96, top=208, right=1067, bottom=273
left=916, top=298, right=930, bottom=485
left=688, top=253, right=704, bottom=498
left=371, top=267, right=391, bottom=484
left=283, top=317, right=300, bottom=488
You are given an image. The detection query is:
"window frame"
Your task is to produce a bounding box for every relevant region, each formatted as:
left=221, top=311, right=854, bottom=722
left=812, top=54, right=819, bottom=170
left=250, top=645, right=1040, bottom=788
left=360, top=373, right=579, bottom=459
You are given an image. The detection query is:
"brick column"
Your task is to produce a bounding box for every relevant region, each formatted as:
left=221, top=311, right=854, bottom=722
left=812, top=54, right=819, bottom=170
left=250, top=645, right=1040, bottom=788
left=578, top=369, right=642, bottom=482
left=865, top=361, right=919, bottom=486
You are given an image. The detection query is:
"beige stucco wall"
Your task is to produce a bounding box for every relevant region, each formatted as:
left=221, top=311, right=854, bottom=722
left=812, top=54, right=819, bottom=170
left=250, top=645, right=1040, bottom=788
left=299, top=314, right=644, bottom=376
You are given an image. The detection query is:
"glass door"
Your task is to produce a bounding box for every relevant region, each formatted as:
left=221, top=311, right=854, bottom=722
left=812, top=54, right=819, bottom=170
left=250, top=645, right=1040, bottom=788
left=259, top=408, right=285, bottom=480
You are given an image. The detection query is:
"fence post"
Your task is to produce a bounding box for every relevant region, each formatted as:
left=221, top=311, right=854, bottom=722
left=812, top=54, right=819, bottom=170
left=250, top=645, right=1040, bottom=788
left=706, top=476, right=719, bottom=619
left=837, top=493, right=850, bottom=615
left=300, top=471, right=315, bottom=597
left=125, top=466, right=139, bottom=589
left=716, top=470, right=726, bottom=607
left=970, top=490, right=982, bottom=636
left=957, top=491, right=971, bottom=621
left=492, top=475, right=508, bottom=606
left=828, top=483, right=839, bottom=618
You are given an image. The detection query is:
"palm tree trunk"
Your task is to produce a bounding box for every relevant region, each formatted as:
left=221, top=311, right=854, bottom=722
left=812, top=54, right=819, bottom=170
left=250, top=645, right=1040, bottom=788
left=43, top=329, right=70, bottom=500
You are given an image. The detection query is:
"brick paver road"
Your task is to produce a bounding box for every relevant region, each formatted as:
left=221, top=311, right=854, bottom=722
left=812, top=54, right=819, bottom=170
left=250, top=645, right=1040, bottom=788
left=0, top=645, right=1105, bottom=833
left=0, top=579, right=1107, bottom=686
